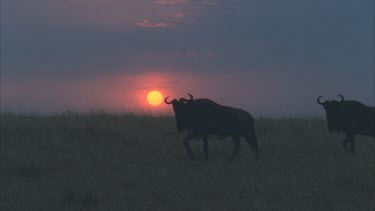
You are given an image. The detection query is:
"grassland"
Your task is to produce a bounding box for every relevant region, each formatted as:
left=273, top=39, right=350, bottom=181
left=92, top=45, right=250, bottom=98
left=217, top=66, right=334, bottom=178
left=1, top=113, right=374, bottom=210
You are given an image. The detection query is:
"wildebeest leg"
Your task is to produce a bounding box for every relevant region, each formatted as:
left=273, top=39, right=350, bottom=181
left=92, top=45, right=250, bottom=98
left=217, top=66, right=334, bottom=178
left=341, top=138, right=350, bottom=151
left=230, top=135, right=241, bottom=160
left=202, top=136, right=209, bottom=160
left=348, top=134, right=355, bottom=154
left=244, top=133, right=259, bottom=154
left=341, top=133, right=355, bottom=154
left=184, top=133, right=198, bottom=160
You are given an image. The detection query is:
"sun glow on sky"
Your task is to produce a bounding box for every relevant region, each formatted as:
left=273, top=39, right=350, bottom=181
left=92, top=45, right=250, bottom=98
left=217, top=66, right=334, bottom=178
left=147, top=90, right=164, bottom=106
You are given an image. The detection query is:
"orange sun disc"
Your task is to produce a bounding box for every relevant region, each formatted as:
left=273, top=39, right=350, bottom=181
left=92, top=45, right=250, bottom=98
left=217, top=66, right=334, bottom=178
left=147, top=91, right=163, bottom=106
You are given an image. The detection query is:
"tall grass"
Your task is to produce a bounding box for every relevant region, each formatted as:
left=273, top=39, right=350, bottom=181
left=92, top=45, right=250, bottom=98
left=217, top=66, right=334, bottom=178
left=1, top=113, right=374, bottom=210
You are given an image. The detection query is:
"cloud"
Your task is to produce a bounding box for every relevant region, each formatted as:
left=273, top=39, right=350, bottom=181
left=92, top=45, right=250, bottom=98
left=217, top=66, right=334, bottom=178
left=155, top=0, right=187, bottom=5
left=173, top=12, right=185, bottom=18
left=202, top=0, right=215, bottom=5
left=136, top=19, right=172, bottom=28
left=156, top=0, right=215, bottom=6
left=189, top=0, right=215, bottom=5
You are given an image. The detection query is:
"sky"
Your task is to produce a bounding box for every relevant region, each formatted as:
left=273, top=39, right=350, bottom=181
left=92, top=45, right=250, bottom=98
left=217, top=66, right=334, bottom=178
left=1, top=0, right=374, bottom=117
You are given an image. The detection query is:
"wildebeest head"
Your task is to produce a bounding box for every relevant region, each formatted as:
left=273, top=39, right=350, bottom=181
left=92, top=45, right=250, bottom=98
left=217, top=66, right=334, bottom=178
left=165, top=93, right=194, bottom=132
left=317, top=94, right=344, bottom=132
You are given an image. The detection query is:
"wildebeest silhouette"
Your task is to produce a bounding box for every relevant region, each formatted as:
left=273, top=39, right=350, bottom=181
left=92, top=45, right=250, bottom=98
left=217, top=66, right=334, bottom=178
left=165, top=94, right=258, bottom=160
left=317, top=94, right=375, bottom=154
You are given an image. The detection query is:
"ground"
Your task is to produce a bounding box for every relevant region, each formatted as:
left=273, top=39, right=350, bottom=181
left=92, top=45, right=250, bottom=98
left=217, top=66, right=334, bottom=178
left=1, top=113, right=374, bottom=210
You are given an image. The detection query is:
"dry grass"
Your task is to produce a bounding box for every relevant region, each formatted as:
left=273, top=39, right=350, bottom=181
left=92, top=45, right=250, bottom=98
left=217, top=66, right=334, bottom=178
left=1, top=113, right=374, bottom=210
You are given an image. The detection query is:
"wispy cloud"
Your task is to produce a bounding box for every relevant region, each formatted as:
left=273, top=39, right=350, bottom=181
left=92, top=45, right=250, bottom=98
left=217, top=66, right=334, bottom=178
left=155, top=0, right=187, bottom=5
left=156, top=0, right=215, bottom=6
left=136, top=19, right=172, bottom=28
left=172, top=13, right=185, bottom=18
left=188, top=0, right=215, bottom=5
left=202, top=0, right=215, bottom=6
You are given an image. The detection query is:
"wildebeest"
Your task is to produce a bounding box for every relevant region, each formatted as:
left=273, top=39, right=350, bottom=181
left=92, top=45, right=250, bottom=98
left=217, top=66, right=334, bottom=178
left=317, top=94, right=375, bottom=153
left=165, top=94, right=258, bottom=160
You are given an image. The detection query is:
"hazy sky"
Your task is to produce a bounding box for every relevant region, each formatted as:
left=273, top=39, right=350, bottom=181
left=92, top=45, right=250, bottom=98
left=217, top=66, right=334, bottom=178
left=1, top=0, right=374, bottom=116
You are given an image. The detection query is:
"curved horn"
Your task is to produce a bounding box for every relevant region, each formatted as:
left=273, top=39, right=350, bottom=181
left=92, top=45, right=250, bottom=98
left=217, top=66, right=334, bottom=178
left=337, top=94, right=344, bottom=103
left=187, top=93, right=194, bottom=101
left=164, top=96, right=175, bottom=104
left=179, top=93, right=194, bottom=103
left=317, top=96, right=324, bottom=105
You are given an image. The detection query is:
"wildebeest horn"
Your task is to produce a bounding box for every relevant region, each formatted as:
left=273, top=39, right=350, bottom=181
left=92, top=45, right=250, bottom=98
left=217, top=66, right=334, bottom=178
left=187, top=93, right=194, bottom=101
left=165, top=96, right=177, bottom=104
left=338, top=94, right=344, bottom=103
left=179, top=93, right=194, bottom=103
left=317, top=96, right=324, bottom=105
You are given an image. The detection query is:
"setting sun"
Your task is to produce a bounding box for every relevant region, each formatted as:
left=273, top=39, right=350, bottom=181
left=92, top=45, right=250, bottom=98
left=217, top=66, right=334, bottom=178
left=147, top=90, right=163, bottom=106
